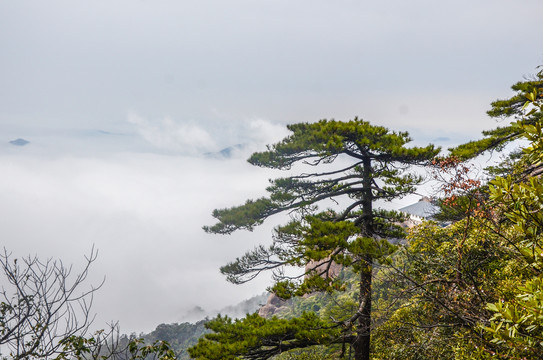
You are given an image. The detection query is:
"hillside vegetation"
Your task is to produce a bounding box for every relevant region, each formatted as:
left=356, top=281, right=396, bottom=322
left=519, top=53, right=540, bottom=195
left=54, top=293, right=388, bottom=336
left=188, top=69, right=543, bottom=359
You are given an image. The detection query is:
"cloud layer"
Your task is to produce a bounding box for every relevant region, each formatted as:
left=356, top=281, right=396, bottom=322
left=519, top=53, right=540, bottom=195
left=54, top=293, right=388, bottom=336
left=0, top=150, right=284, bottom=332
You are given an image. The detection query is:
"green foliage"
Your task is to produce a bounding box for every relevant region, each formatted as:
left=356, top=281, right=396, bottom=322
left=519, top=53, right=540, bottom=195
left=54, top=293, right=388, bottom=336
left=272, top=346, right=338, bottom=360
left=206, top=118, right=439, bottom=236
left=477, top=83, right=543, bottom=359
left=55, top=335, right=97, bottom=360
left=188, top=313, right=341, bottom=360
left=197, top=118, right=439, bottom=360
left=483, top=276, right=543, bottom=357
left=207, top=118, right=438, bottom=293
left=374, top=67, right=543, bottom=360
left=449, top=72, right=543, bottom=160
left=192, top=69, right=543, bottom=360
left=51, top=331, right=179, bottom=360
left=126, top=338, right=177, bottom=360
left=204, top=198, right=275, bottom=234
left=247, top=119, right=437, bottom=170
left=190, top=271, right=363, bottom=360
left=192, top=68, right=543, bottom=360
left=370, top=217, right=517, bottom=359
left=145, top=321, right=209, bottom=360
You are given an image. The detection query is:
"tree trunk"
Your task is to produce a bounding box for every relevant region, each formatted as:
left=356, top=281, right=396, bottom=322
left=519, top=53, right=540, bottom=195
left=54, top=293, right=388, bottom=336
left=352, top=157, right=373, bottom=360
left=353, top=256, right=372, bottom=360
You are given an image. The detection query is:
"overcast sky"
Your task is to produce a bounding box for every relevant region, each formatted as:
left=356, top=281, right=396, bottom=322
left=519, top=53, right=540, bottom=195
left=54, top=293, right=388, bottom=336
left=0, top=0, right=542, bottom=333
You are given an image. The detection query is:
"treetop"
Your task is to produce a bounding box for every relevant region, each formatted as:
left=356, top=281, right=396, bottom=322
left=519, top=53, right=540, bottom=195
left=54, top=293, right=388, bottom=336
left=248, top=118, right=439, bottom=169
left=204, top=118, right=439, bottom=235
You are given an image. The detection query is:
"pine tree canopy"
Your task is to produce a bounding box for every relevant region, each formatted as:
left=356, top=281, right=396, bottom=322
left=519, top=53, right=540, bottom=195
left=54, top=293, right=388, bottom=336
left=450, top=76, right=543, bottom=160
left=188, top=313, right=340, bottom=360
left=205, top=118, right=439, bottom=295
left=204, top=118, right=439, bottom=236
left=197, top=118, right=440, bottom=360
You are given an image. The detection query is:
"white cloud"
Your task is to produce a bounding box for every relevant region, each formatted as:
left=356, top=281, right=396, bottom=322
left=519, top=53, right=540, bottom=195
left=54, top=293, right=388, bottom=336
left=246, top=118, right=291, bottom=147
left=0, top=152, right=279, bottom=333
left=127, top=113, right=216, bottom=154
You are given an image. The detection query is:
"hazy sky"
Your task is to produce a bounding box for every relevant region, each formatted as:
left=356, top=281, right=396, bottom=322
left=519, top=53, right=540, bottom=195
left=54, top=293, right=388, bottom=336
left=0, top=0, right=542, bottom=333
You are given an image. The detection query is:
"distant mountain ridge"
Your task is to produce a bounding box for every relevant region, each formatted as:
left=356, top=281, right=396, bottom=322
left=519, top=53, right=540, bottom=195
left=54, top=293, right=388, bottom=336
left=178, top=292, right=268, bottom=322
left=204, top=144, right=247, bottom=159
left=136, top=292, right=268, bottom=359
left=9, top=138, right=30, bottom=146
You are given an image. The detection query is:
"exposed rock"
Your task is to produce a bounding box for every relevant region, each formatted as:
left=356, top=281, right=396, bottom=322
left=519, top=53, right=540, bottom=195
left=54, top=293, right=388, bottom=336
left=258, top=293, right=287, bottom=318
left=305, top=258, right=343, bottom=279
left=258, top=259, right=343, bottom=319
left=258, top=304, right=277, bottom=318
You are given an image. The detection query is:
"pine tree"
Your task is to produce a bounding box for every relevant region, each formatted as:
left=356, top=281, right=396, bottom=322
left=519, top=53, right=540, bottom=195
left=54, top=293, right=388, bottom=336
left=450, top=73, right=543, bottom=160
left=195, top=118, right=439, bottom=360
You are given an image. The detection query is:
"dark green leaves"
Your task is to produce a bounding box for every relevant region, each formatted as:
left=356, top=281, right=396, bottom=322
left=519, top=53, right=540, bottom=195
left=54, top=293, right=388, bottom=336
left=248, top=118, right=438, bottom=170
left=450, top=77, right=543, bottom=160
left=201, top=118, right=439, bottom=360
left=205, top=118, right=439, bottom=236
left=203, top=198, right=275, bottom=234
left=188, top=313, right=340, bottom=360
